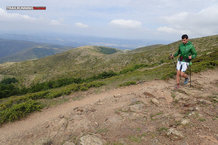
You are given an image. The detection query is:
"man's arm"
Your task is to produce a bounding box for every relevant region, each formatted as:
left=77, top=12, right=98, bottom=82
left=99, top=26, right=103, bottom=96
left=173, top=47, right=180, bottom=57
left=191, top=45, right=197, bottom=59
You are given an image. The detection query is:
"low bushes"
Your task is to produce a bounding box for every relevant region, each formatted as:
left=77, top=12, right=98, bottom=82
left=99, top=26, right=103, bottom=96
left=119, top=81, right=136, bottom=86
left=0, top=99, right=42, bottom=125
left=0, top=81, right=104, bottom=124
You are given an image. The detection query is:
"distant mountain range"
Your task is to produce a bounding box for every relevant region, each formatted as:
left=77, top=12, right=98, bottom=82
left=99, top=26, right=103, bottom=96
left=0, top=39, right=73, bottom=63
left=0, top=33, right=169, bottom=63
left=0, top=33, right=170, bottom=50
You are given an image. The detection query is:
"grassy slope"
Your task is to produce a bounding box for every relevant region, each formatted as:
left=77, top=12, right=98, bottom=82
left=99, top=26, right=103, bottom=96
left=0, top=46, right=123, bottom=85
left=132, top=44, right=163, bottom=52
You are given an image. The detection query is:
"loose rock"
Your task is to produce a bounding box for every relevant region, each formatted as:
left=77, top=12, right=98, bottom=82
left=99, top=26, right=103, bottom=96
left=79, top=135, right=106, bottom=145
left=181, top=119, right=190, bottom=125
left=151, top=98, right=159, bottom=106
left=129, top=103, right=145, bottom=112
left=167, top=128, right=184, bottom=140
left=63, top=141, right=75, bottom=145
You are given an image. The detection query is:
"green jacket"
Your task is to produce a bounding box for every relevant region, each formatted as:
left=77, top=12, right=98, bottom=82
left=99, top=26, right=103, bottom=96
left=174, top=41, right=197, bottom=62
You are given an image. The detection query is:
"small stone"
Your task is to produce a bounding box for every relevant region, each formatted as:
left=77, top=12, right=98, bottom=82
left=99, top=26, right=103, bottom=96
left=151, top=138, right=161, bottom=145
left=173, top=113, right=184, bottom=122
left=63, top=141, right=75, bottom=145
left=199, top=99, right=211, bottom=104
left=167, top=128, right=184, bottom=140
left=138, top=95, right=143, bottom=98
left=59, top=118, right=68, bottom=130
left=59, top=114, right=65, bottom=119
left=96, top=100, right=103, bottom=105
left=188, top=112, right=195, bottom=116
left=94, top=122, right=99, bottom=127
left=118, top=138, right=128, bottom=145
left=151, top=98, right=159, bottom=106
left=143, top=92, right=155, bottom=97
left=128, top=112, right=141, bottom=120
left=45, top=124, right=50, bottom=128
left=121, top=106, right=129, bottom=112
left=114, top=94, right=121, bottom=98
left=194, top=107, right=200, bottom=111
left=187, top=107, right=195, bottom=111
left=181, top=119, right=190, bottom=125
left=198, top=113, right=203, bottom=118
left=79, top=134, right=106, bottom=145
left=106, top=115, right=123, bottom=124
left=130, top=98, right=138, bottom=104
left=129, top=104, right=144, bottom=112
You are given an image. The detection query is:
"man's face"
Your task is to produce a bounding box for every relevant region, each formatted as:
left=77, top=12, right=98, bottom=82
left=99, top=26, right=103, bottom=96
left=182, top=38, right=188, bottom=44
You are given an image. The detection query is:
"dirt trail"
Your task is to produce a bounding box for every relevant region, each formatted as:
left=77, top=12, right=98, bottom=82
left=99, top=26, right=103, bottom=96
left=0, top=69, right=217, bottom=145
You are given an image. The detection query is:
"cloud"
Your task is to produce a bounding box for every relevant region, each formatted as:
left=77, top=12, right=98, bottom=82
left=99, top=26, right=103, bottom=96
left=157, top=26, right=177, bottom=33
left=50, top=20, right=61, bottom=26
left=157, top=26, right=190, bottom=34
left=158, top=5, right=218, bottom=36
left=0, top=8, right=35, bottom=21
left=0, top=8, right=63, bottom=32
left=75, top=22, right=88, bottom=28
left=110, top=19, right=142, bottom=28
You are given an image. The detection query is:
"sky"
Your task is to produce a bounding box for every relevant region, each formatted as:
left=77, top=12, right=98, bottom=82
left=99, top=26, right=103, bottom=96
left=0, top=0, right=218, bottom=41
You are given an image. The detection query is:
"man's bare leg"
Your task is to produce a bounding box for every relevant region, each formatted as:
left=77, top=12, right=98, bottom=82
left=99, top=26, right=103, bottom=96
left=181, top=71, right=188, bottom=79
left=176, top=70, right=181, bottom=86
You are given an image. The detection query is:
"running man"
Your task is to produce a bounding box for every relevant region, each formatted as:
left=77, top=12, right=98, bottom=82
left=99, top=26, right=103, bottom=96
left=171, top=34, right=197, bottom=89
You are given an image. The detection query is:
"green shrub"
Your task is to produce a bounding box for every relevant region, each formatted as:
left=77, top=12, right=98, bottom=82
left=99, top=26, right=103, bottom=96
left=119, top=64, right=148, bottom=74
left=98, top=47, right=118, bottom=54
left=94, top=71, right=117, bottom=79
left=0, top=95, right=29, bottom=111
left=45, top=90, right=64, bottom=99
left=0, top=99, right=42, bottom=124
left=159, top=59, right=164, bottom=64
left=79, top=85, right=89, bottom=91
left=119, top=81, right=136, bottom=87
left=0, top=77, right=18, bottom=85
left=42, top=81, right=104, bottom=99
left=28, top=91, right=49, bottom=100
left=86, top=81, right=105, bottom=88
left=0, top=84, right=20, bottom=99
left=62, top=88, right=72, bottom=95
left=26, top=77, right=84, bottom=93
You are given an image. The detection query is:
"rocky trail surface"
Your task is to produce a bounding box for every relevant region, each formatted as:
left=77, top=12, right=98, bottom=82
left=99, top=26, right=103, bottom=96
left=0, top=69, right=217, bottom=145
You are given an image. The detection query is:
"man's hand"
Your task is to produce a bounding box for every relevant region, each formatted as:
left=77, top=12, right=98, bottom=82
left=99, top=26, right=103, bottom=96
left=188, top=56, right=192, bottom=59
left=170, top=54, right=174, bottom=59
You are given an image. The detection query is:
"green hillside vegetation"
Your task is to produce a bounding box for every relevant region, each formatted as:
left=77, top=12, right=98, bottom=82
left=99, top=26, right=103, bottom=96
left=96, top=46, right=120, bottom=54
left=0, top=35, right=217, bottom=125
